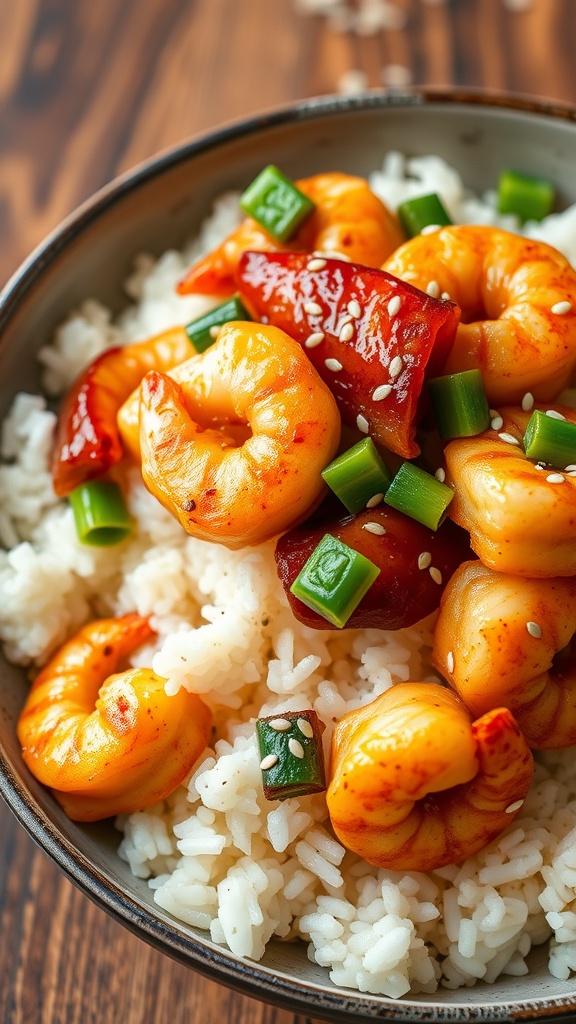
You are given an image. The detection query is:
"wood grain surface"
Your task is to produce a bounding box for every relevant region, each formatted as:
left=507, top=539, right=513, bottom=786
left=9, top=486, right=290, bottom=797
left=2, top=1, right=576, bottom=1022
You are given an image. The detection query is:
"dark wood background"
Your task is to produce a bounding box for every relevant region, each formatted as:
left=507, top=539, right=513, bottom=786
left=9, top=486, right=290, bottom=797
left=2, top=1, right=576, bottom=1021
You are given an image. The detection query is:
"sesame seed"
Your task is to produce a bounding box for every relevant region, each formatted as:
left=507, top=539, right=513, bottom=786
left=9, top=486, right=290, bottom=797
left=297, top=718, right=314, bottom=739
left=441, top=291, right=451, bottom=301
left=535, top=463, right=545, bottom=470
left=547, top=473, right=565, bottom=483
left=260, top=754, right=279, bottom=771
left=307, top=257, right=327, bottom=271
left=305, top=332, right=325, bottom=349
left=288, top=737, right=305, bottom=759
left=362, top=522, right=386, bottom=535
left=498, top=432, right=520, bottom=445
left=429, top=566, right=443, bottom=585
left=546, top=409, right=566, bottom=420
left=552, top=300, right=572, bottom=315
left=347, top=299, right=362, bottom=319
left=491, top=416, right=504, bottom=431
left=421, top=224, right=441, bottom=235
left=372, top=384, right=393, bottom=402
left=565, top=464, right=576, bottom=471
left=505, top=799, right=524, bottom=815
left=521, top=392, right=534, bottom=412
left=304, top=301, right=323, bottom=316
left=340, top=322, right=354, bottom=342
left=325, top=358, right=343, bottom=372
left=317, top=249, right=352, bottom=262
left=418, top=551, right=432, bottom=570
left=568, top=471, right=576, bottom=477
left=387, top=295, right=402, bottom=317
left=526, top=620, right=542, bottom=638
left=435, top=468, right=446, bottom=483
left=357, top=414, right=369, bottom=433
left=366, top=492, right=384, bottom=508
left=209, top=325, right=221, bottom=339
left=269, top=718, right=291, bottom=732
left=426, top=280, right=440, bottom=298
left=447, top=651, right=455, bottom=674
left=389, top=355, right=403, bottom=378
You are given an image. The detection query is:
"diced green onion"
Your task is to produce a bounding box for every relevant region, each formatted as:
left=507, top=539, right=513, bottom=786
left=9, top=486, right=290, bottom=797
left=290, top=533, right=380, bottom=629
left=185, top=295, right=252, bottom=353
left=397, top=193, right=452, bottom=237
left=523, top=409, right=576, bottom=467
left=256, top=709, right=326, bottom=801
left=239, top=165, right=315, bottom=242
left=69, top=481, right=132, bottom=546
left=428, top=369, right=491, bottom=439
left=497, top=169, right=555, bottom=223
left=384, top=463, right=454, bottom=530
left=321, top=438, right=393, bottom=514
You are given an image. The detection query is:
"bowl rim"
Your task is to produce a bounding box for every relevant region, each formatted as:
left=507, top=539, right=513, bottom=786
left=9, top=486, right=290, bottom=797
left=3, top=87, right=576, bottom=1022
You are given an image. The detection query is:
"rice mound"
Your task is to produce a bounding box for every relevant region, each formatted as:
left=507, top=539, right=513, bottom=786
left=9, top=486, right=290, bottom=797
left=3, top=154, right=576, bottom=998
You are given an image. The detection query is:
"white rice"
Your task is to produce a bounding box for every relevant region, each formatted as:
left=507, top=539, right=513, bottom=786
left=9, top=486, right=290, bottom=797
left=3, top=152, right=576, bottom=997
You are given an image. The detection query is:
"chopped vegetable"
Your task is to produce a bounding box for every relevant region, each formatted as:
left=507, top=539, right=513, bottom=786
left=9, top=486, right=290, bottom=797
left=290, top=533, right=380, bottom=629
left=321, top=438, right=392, bottom=514
left=497, top=169, right=555, bottom=223
left=384, top=463, right=454, bottom=531
left=185, top=295, right=252, bottom=352
left=239, top=165, right=315, bottom=242
left=398, top=193, right=452, bottom=237
left=256, top=709, right=326, bottom=801
left=428, top=369, right=491, bottom=439
left=69, top=481, right=132, bottom=546
left=523, top=408, right=576, bottom=467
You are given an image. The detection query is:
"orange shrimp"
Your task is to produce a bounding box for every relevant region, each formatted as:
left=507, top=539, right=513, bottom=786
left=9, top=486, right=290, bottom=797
left=17, top=614, right=212, bottom=821
left=433, top=560, right=576, bottom=750
left=177, top=172, right=404, bottom=297
left=383, top=226, right=576, bottom=405
left=327, top=683, right=533, bottom=872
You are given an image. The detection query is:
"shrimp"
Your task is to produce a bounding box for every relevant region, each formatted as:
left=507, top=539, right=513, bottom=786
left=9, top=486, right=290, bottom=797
left=433, top=560, right=576, bottom=750
left=52, top=326, right=193, bottom=496
left=326, top=683, right=533, bottom=872
left=125, top=321, right=340, bottom=549
left=382, top=226, right=576, bottom=405
left=445, top=405, right=576, bottom=577
left=176, top=172, right=405, bottom=297
left=17, top=614, right=212, bottom=821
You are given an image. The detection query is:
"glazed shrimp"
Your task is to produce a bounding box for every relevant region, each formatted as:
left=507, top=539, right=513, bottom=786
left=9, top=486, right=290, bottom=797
left=383, top=226, right=576, bottom=405
left=52, top=326, right=193, bottom=496
left=177, top=172, right=405, bottom=297
left=433, top=561, right=576, bottom=750
left=17, top=614, right=212, bottom=821
left=445, top=405, right=576, bottom=577
left=327, top=683, right=533, bottom=872
left=123, top=321, right=340, bottom=548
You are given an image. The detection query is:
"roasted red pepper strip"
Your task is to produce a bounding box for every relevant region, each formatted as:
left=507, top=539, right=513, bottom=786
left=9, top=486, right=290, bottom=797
left=237, top=252, right=460, bottom=459
left=275, top=504, right=473, bottom=631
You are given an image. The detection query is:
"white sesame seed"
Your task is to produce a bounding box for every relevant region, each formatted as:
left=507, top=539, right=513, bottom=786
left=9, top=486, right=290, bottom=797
left=305, top=332, right=325, bottom=349
left=260, top=754, right=279, bottom=771
left=565, top=464, right=576, bottom=471
left=347, top=299, right=362, bottom=319
left=526, top=620, right=542, bottom=638
left=387, top=295, right=402, bottom=317
left=372, top=384, right=393, bottom=402
left=316, top=249, right=352, bottom=262
left=447, top=651, right=455, bottom=674
left=426, top=280, right=440, bottom=298
left=325, top=358, right=343, bottom=372
left=269, top=718, right=292, bottom=732
left=366, top=492, right=384, bottom=508
left=568, top=471, right=576, bottom=477
left=209, top=325, right=221, bottom=339
left=521, top=392, right=534, bottom=412
left=491, top=416, right=504, bottom=431
left=435, top=468, right=446, bottom=483
left=389, top=355, right=403, bottom=378
left=421, top=224, right=441, bottom=235
left=429, top=566, right=443, bottom=585
left=307, top=257, right=327, bottom=271
left=546, top=409, right=566, bottom=420
left=505, top=799, right=524, bottom=815
left=288, top=737, right=305, bottom=759
left=441, top=291, right=451, bottom=301
left=498, top=432, right=520, bottom=445
left=552, top=301, right=572, bottom=315
left=304, top=301, right=323, bottom=316
left=297, top=718, right=314, bottom=739
left=339, top=322, right=354, bottom=342
left=418, top=551, right=432, bottom=570
left=357, top=414, right=369, bottom=433
left=362, top=522, right=386, bottom=535
left=534, top=463, right=545, bottom=470
left=546, top=473, right=565, bottom=483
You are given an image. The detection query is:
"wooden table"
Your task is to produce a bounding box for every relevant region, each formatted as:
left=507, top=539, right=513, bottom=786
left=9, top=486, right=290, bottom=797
left=1, top=1, right=576, bottom=1021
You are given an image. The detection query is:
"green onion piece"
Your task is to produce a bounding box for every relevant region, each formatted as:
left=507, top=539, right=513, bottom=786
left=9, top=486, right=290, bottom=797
left=523, top=409, right=576, bottom=467
left=428, top=369, right=491, bottom=439
left=321, top=438, right=393, bottom=514
left=69, top=481, right=132, bottom=546
left=497, top=169, right=555, bottom=223
left=239, top=165, right=315, bottom=242
left=257, top=709, right=326, bottom=801
left=185, top=295, right=252, bottom=353
left=397, top=193, right=452, bottom=237
left=290, top=533, right=380, bottom=629
left=384, top=463, right=454, bottom=531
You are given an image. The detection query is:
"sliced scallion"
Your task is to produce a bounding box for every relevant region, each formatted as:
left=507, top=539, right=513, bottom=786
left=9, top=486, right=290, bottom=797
left=256, top=709, right=326, bottom=801
left=69, top=481, right=132, bottom=546
left=428, top=369, right=491, bottom=439
left=321, top=438, right=392, bottom=514
left=290, top=533, right=380, bottom=629
left=523, top=409, right=576, bottom=467
left=384, top=463, right=454, bottom=531
left=497, top=169, right=555, bottom=223
left=397, top=193, right=452, bottom=237
left=239, top=165, right=315, bottom=242
left=185, top=295, right=252, bottom=353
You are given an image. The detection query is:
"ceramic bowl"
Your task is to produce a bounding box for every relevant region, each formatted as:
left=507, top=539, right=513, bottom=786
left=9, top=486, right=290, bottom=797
left=2, top=90, right=576, bottom=1023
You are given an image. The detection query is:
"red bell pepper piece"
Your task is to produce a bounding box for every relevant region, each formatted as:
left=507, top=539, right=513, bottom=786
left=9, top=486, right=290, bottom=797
left=237, top=252, right=460, bottom=459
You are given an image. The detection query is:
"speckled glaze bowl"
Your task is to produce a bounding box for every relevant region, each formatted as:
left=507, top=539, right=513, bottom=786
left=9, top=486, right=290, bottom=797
left=2, top=90, right=576, bottom=1023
